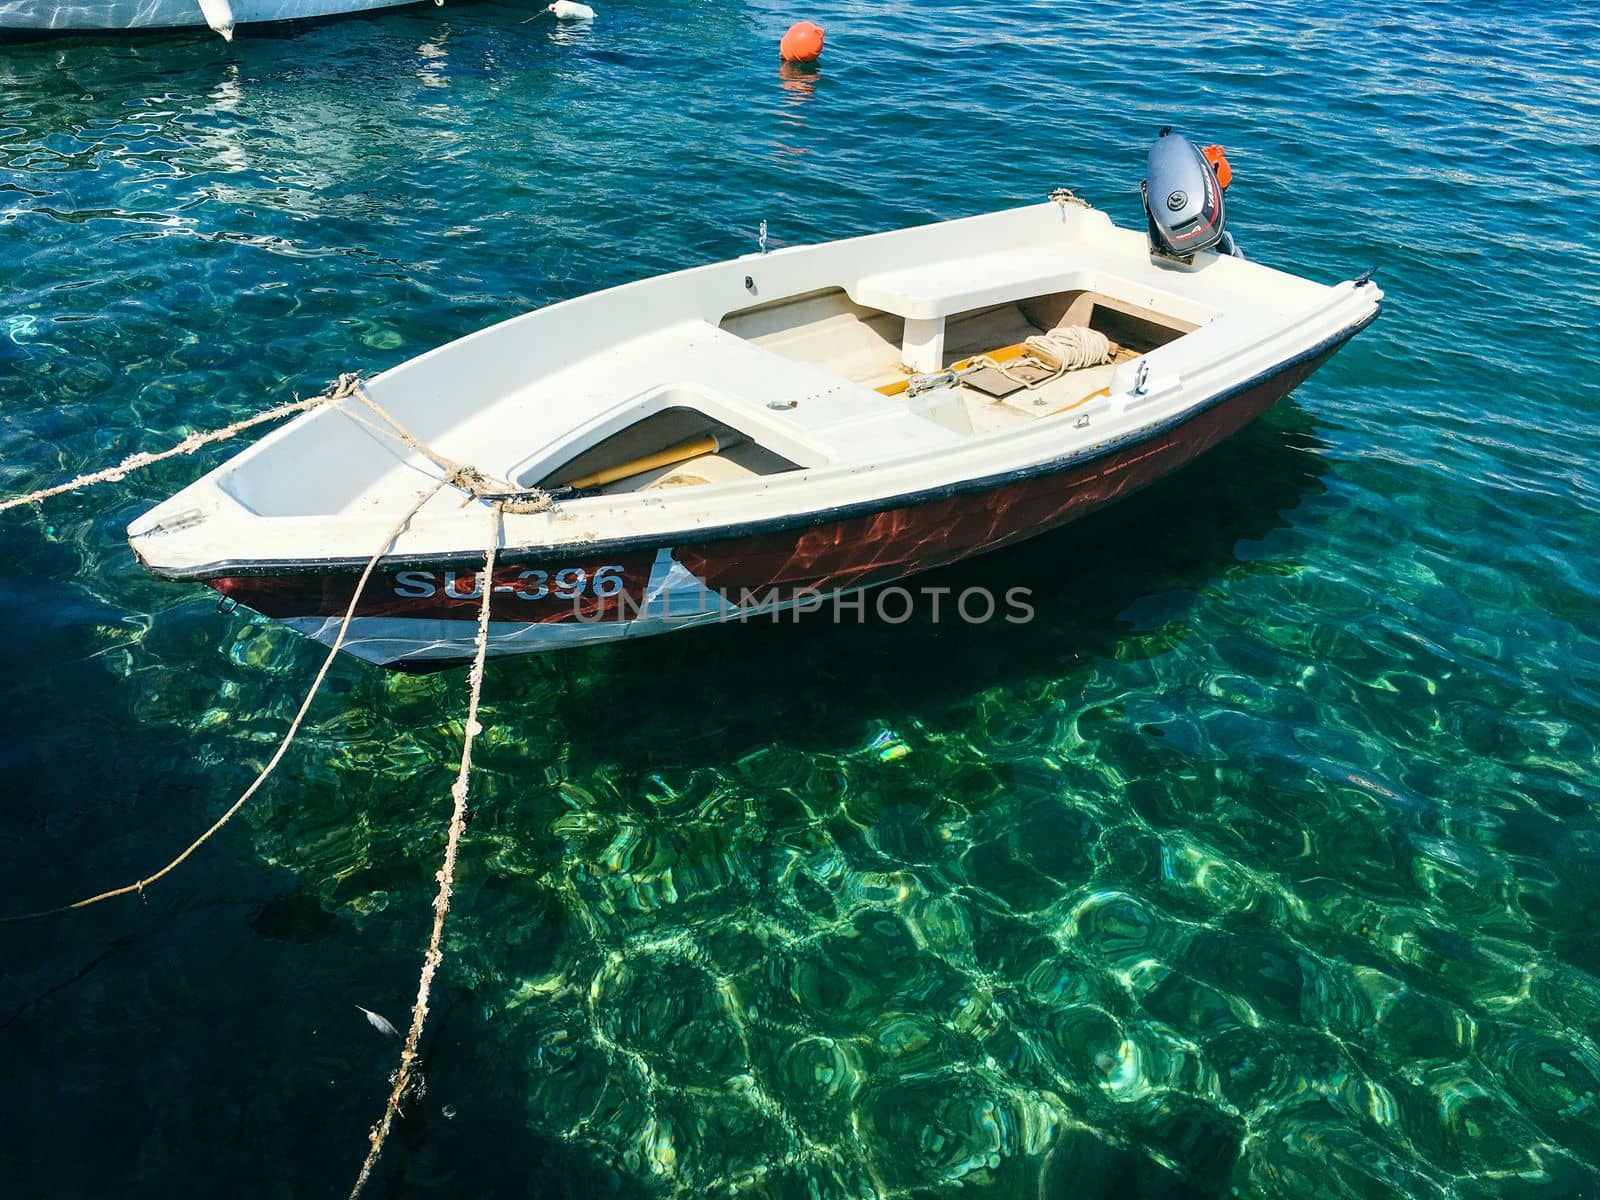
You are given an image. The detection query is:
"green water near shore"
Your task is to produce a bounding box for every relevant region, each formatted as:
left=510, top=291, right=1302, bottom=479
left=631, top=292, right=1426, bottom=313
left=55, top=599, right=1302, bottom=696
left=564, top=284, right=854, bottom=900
left=3, top=1, right=1600, bottom=1195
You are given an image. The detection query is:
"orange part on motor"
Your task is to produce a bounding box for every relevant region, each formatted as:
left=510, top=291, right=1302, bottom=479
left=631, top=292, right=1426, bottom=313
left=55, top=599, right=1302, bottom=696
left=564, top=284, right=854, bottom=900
left=1203, top=144, right=1233, bottom=189
left=780, top=20, right=825, bottom=62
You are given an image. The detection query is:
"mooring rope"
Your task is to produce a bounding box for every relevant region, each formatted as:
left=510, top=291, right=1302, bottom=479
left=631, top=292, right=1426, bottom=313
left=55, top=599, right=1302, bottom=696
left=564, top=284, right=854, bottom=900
left=348, top=503, right=502, bottom=1200
left=0, top=375, right=362, bottom=515
left=329, top=375, right=553, bottom=516
left=1, top=367, right=534, bottom=1187
left=0, top=371, right=552, bottom=518
left=0, top=479, right=447, bottom=925
left=1, top=366, right=532, bottom=1192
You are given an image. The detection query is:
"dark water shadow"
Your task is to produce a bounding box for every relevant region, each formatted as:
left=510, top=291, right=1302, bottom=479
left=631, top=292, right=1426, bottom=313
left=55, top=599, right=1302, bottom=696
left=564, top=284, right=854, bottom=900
left=512, top=400, right=1337, bottom=772
left=356, top=987, right=637, bottom=1200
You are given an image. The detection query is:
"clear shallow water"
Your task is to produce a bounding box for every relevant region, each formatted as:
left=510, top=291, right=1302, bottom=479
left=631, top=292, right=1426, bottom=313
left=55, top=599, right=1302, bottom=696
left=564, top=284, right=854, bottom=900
left=2, top=0, right=1599, bottom=1195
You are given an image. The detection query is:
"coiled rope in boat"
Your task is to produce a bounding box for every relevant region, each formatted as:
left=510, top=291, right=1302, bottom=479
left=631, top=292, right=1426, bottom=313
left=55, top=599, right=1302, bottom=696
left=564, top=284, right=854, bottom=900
left=1027, top=324, right=1113, bottom=371
left=969, top=324, right=1114, bottom=391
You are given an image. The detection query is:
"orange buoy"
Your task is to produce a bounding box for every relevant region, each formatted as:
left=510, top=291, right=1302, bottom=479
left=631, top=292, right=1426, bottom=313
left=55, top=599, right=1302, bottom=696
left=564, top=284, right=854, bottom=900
left=1202, top=144, right=1233, bottom=190
left=780, top=20, right=825, bottom=63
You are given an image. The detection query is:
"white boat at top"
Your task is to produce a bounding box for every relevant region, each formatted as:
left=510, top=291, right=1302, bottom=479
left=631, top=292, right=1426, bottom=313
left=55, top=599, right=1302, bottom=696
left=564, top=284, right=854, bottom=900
left=129, top=133, right=1383, bottom=671
left=0, top=0, right=440, bottom=38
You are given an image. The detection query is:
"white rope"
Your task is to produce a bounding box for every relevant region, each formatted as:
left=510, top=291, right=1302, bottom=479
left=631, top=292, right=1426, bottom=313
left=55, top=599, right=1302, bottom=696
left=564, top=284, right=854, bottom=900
left=0, top=479, right=447, bottom=925
left=0, top=382, right=354, bottom=515
left=972, top=324, right=1113, bottom=392
left=348, top=502, right=502, bottom=1200
left=1025, top=324, right=1113, bottom=372
left=332, top=376, right=554, bottom=516
left=0, top=372, right=553, bottom=520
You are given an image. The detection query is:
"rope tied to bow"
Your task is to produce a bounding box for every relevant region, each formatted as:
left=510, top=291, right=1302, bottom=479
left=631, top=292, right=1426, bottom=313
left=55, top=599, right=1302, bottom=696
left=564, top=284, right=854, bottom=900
left=329, top=374, right=554, bottom=515
left=0, top=371, right=555, bottom=518
left=0, top=374, right=363, bottom=515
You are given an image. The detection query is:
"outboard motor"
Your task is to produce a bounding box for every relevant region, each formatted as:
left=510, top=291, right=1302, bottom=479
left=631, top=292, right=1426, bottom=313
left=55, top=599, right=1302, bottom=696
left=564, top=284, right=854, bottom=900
left=1142, top=128, right=1242, bottom=263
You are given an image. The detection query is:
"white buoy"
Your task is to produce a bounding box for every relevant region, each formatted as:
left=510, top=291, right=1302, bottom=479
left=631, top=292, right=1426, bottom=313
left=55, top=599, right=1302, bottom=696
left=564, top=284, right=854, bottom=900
left=547, top=1, right=596, bottom=19
left=197, top=0, right=236, bottom=40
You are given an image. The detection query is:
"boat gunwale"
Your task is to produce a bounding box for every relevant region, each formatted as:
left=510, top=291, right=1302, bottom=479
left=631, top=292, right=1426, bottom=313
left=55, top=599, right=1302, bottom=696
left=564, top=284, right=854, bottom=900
left=140, top=306, right=1378, bottom=584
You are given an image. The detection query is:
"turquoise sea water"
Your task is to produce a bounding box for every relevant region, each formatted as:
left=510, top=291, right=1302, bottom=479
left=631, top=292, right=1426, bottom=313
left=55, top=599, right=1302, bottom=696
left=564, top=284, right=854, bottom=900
left=3, top=0, right=1600, bottom=1195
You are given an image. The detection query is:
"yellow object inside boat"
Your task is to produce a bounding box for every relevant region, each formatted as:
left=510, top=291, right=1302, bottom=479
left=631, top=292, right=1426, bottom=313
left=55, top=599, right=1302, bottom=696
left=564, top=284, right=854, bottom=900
left=874, top=332, right=1130, bottom=412
left=874, top=343, right=1031, bottom=396
left=564, top=432, right=737, bottom=490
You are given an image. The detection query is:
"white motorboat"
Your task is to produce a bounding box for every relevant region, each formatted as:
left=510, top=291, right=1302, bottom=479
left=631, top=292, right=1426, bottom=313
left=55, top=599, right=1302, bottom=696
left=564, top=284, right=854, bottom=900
left=0, top=0, right=440, bottom=38
left=129, top=134, right=1383, bottom=671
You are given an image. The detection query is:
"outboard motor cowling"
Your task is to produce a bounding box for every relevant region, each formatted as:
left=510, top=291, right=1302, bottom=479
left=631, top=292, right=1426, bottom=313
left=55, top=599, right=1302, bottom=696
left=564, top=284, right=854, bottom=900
left=1142, top=129, right=1238, bottom=263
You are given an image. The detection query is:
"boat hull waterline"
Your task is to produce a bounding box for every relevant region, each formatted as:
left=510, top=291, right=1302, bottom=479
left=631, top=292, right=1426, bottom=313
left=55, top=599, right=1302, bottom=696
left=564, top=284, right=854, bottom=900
left=197, top=336, right=1355, bottom=671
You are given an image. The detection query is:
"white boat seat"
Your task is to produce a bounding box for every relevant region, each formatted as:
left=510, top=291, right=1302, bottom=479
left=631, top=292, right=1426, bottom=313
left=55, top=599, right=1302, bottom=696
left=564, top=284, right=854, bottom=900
left=853, top=249, right=1083, bottom=321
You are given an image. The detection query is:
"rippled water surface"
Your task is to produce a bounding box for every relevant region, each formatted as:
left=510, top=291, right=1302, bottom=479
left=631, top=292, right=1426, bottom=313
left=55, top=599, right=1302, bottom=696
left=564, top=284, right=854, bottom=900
left=3, top=1, right=1600, bottom=1195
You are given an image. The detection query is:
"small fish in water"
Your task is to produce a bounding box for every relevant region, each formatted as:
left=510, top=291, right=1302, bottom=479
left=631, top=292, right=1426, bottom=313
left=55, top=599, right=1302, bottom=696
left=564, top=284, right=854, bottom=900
left=442, top=1104, right=458, bottom=1120
left=356, top=1004, right=402, bottom=1040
